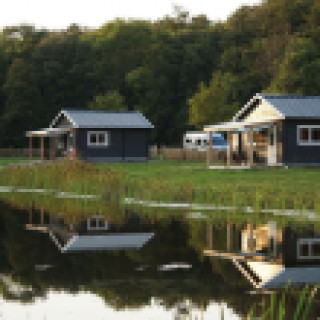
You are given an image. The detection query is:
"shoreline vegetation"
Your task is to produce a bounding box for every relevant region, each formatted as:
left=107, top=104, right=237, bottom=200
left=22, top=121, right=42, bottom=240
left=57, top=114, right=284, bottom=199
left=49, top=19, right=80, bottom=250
left=0, top=158, right=320, bottom=214
left=0, top=158, right=320, bottom=317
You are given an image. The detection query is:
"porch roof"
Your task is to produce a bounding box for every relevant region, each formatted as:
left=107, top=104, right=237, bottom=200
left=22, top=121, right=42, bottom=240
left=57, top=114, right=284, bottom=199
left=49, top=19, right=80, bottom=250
left=26, top=127, right=72, bottom=137
left=204, top=119, right=280, bottom=132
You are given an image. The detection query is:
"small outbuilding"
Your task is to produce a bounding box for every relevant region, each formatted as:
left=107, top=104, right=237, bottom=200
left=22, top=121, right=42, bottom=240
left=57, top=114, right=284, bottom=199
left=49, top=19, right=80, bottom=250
left=204, top=93, right=320, bottom=168
left=26, top=109, right=154, bottom=163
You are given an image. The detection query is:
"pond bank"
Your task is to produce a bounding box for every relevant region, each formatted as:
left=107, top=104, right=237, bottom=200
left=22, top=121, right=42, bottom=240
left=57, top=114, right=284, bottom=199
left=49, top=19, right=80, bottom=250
left=0, top=159, right=320, bottom=212
left=0, top=185, right=319, bottom=222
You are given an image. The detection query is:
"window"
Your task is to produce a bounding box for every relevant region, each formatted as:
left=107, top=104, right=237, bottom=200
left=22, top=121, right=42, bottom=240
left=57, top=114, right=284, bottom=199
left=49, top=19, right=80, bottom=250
left=87, top=131, right=109, bottom=147
left=297, top=126, right=320, bottom=146
left=87, top=216, right=109, bottom=231
left=185, top=139, right=191, bottom=143
left=297, top=239, right=320, bottom=259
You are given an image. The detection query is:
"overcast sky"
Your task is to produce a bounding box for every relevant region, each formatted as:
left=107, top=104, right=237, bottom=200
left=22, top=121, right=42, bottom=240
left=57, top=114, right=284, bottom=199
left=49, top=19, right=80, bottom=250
left=0, top=0, right=263, bottom=31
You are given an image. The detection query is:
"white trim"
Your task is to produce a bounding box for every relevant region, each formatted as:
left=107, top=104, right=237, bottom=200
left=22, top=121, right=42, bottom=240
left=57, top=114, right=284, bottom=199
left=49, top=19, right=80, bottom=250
left=297, top=125, right=320, bottom=146
left=232, top=93, right=261, bottom=122
left=87, top=216, right=109, bottom=231
left=297, top=238, right=320, bottom=260
left=204, top=119, right=279, bottom=132
left=50, top=110, right=78, bottom=128
left=232, top=93, right=285, bottom=122
left=87, top=131, right=109, bottom=147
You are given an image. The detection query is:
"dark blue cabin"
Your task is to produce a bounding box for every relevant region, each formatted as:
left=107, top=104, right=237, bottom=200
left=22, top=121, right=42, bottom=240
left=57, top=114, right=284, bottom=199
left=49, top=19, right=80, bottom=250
left=27, top=109, right=154, bottom=163
left=205, top=94, right=320, bottom=167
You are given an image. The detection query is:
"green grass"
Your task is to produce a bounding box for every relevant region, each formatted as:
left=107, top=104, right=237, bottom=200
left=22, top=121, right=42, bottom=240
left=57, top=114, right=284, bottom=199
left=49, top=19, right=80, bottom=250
left=0, top=157, right=30, bottom=167
left=0, top=159, right=125, bottom=201
left=1, top=159, right=320, bottom=212
left=97, top=160, right=320, bottom=210
left=98, top=160, right=320, bottom=193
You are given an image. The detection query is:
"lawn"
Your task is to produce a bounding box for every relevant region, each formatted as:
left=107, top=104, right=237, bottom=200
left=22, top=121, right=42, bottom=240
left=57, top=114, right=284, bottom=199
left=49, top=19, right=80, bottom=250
left=0, top=157, right=30, bottom=167
left=96, top=160, right=320, bottom=211
left=1, top=158, right=320, bottom=211
left=99, top=160, right=320, bottom=194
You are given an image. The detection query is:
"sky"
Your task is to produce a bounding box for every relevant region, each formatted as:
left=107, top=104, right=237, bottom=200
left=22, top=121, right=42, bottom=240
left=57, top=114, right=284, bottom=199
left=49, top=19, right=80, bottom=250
left=0, top=0, right=263, bottom=31
left=0, top=291, right=241, bottom=320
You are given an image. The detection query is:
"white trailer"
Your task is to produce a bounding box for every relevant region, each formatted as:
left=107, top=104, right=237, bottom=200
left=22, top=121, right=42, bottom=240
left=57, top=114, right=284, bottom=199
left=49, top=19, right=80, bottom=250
left=183, top=131, right=228, bottom=151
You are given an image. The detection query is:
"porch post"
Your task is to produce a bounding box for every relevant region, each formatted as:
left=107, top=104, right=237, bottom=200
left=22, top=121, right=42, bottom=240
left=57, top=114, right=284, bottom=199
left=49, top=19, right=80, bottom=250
left=238, top=133, right=242, bottom=162
left=40, top=208, right=44, bottom=226
left=227, top=223, right=233, bottom=252
left=207, top=222, right=213, bottom=250
left=40, top=136, right=44, bottom=161
left=50, top=135, right=56, bottom=160
left=29, top=135, right=33, bottom=160
left=207, top=130, right=213, bottom=168
left=53, top=136, right=56, bottom=160
left=248, top=128, right=254, bottom=167
left=227, top=131, right=233, bottom=167
left=248, top=222, right=254, bottom=254
left=29, top=207, right=32, bottom=224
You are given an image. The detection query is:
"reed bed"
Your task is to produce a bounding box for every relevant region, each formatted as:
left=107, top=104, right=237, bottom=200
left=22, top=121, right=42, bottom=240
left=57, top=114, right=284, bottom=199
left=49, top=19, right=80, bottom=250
left=1, top=159, right=320, bottom=215
left=247, top=285, right=319, bottom=320
left=0, top=192, right=127, bottom=223
left=0, top=159, right=125, bottom=201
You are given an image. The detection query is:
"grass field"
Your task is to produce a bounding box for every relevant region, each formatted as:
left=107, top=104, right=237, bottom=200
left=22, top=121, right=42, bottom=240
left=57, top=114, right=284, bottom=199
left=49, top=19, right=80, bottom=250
left=100, top=160, right=320, bottom=194
left=1, top=158, right=320, bottom=210
left=96, top=160, right=320, bottom=210
left=0, top=157, right=30, bottom=167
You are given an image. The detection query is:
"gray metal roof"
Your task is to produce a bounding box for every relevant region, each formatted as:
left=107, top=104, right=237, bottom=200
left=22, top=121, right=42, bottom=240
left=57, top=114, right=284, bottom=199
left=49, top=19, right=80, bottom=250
left=259, top=93, right=320, bottom=119
left=53, top=109, right=154, bottom=129
left=233, top=93, right=320, bottom=121
left=50, top=232, right=154, bottom=252
left=261, top=267, right=320, bottom=288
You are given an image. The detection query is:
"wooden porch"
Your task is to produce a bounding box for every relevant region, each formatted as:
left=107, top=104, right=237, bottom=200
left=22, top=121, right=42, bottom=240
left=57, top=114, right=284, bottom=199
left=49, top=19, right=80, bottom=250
left=204, top=119, right=282, bottom=169
left=26, top=127, right=75, bottom=161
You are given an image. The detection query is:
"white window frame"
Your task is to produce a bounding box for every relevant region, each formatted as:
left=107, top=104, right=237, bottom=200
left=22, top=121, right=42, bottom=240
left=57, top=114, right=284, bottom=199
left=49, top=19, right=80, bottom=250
left=87, top=216, right=109, bottom=231
left=297, top=125, right=320, bottom=146
left=297, top=238, right=320, bottom=259
left=87, top=131, right=109, bottom=147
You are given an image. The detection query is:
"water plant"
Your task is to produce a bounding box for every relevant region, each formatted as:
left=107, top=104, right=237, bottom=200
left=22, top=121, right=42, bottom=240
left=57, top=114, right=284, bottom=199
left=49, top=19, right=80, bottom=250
left=1, top=159, right=320, bottom=216
left=246, top=285, right=319, bottom=320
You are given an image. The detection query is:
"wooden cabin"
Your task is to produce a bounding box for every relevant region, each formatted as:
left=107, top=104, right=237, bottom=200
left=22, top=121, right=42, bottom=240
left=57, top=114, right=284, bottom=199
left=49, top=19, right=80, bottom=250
left=26, top=109, right=154, bottom=163
left=204, top=93, right=320, bottom=168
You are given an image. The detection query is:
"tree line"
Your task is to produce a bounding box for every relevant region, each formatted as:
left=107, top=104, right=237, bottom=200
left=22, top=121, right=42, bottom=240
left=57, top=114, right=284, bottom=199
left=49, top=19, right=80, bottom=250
left=0, top=0, right=320, bottom=147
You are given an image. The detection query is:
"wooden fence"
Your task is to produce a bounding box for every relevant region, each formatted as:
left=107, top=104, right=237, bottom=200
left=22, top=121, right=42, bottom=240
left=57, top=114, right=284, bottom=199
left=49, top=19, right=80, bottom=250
left=151, top=146, right=225, bottom=162
left=0, top=146, right=224, bottom=163
left=0, top=148, right=42, bottom=157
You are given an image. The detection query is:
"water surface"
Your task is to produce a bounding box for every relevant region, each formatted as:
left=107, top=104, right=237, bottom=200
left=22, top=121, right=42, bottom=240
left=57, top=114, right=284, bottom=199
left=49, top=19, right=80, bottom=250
left=0, top=198, right=319, bottom=319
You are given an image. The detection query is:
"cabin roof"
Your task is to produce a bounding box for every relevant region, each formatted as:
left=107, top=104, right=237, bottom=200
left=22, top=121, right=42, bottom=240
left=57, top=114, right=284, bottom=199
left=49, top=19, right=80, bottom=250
left=50, top=232, right=154, bottom=252
left=50, top=109, right=154, bottom=129
left=234, top=93, right=320, bottom=121
left=261, top=267, right=320, bottom=288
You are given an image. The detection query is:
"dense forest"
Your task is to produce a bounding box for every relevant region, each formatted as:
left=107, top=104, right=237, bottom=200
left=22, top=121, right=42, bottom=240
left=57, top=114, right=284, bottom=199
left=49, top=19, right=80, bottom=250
left=0, top=0, right=320, bottom=147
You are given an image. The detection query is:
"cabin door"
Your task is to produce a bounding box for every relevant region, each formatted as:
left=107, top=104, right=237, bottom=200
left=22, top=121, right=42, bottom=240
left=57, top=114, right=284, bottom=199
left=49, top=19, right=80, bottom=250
left=267, top=125, right=277, bottom=165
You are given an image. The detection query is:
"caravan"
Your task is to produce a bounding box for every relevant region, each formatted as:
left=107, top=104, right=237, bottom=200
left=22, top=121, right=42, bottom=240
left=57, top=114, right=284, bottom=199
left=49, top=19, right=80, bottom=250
left=183, top=131, right=228, bottom=151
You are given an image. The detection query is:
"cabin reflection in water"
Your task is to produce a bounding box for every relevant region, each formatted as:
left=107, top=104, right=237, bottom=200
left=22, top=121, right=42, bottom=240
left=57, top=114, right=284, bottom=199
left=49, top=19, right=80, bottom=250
left=204, top=221, right=320, bottom=289
left=25, top=209, right=154, bottom=252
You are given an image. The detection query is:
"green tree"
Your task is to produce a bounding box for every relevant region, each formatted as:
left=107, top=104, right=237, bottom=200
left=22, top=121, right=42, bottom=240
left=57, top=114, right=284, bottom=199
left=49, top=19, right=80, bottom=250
left=267, top=37, right=320, bottom=94
left=1, top=58, right=41, bottom=146
left=188, top=72, right=240, bottom=129
left=88, top=90, right=127, bottom=111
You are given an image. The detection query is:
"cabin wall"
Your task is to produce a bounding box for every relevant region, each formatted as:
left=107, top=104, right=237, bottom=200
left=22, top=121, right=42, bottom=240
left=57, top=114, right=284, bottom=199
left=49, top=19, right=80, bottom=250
left=283, top=119, right=320, bottom=165
left=283, top=226, right=320, bottom=267
left=75, top=128, right=150, bottom=163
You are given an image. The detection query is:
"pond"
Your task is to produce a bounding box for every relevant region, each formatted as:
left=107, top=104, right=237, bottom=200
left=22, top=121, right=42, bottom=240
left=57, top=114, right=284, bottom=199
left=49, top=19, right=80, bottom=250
left=0, top=197, right=320, bottom=319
